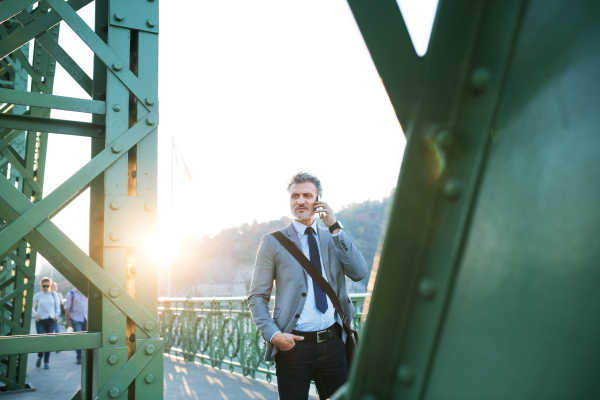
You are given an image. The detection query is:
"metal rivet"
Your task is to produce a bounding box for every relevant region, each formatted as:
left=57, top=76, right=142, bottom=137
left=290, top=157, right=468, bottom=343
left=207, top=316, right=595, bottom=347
left=442, top=179, right=462, bottom=200
left=146, top=18, right=156, bottom=28
left=112, top=104, right=121, bottom=112
left=100, top=23, right=108, bottom=31
left=109, top=287, right=120, bottom=298
left=130, top=266, right=136, bottom=275
left=145, top=344, right=156, bottom=355
left=145, top=374, right=154, bottom=383
left=35, top=67, right=40, bottom=72
left=470, top=68, right=491, bottom=93
left=108, top=354, right=118, bottom=365
left=110, top=201, right=120, bottom=210
left=145, top=321, right=156, bottom=331
left=93, top=240, right=102, bottom=248
left=398, top=365, right=414, bottom=385
left=129, top=333, right=136, bottom=342
left=109, top=335, right=118, bottom=344
left=114, top=12, right=125, bottom=21
left=94, top=212, right=103, bottom=220
left=145, top=97, right=155, bottom=106
left=112, top=62, right=123, bottom=71
left=146, top=116, right=156, bottom=126
left=109, top=231, right=121, bottom=241
left=131, top=170, right=137, bottom=179
left=93, top=292, right=101, bottom=300
left=418, top=278, right=437, bottom=300
left=111, top=144, right=122, bottom=154
left=109, top=387, right=120, bottom=398
left=144, top=202, right=154, bottom=212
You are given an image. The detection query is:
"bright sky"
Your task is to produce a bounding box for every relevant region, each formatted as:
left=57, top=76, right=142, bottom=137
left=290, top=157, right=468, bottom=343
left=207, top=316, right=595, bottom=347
left=38, top=0, right=438, bottom=264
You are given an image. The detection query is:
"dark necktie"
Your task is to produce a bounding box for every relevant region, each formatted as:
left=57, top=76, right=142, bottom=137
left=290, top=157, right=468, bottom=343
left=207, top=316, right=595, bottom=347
left=305, top=227, right=328, bottom=314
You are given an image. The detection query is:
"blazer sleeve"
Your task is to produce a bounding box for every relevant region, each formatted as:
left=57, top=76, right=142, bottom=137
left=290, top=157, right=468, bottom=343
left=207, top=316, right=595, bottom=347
left=333, top=230, right=368, bottom=282
left=247, top=235, right=280, bottom=343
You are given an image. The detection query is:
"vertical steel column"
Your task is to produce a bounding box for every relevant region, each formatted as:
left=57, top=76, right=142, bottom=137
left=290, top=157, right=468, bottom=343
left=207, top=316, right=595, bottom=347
left=340, top=0, right=600, bottom=399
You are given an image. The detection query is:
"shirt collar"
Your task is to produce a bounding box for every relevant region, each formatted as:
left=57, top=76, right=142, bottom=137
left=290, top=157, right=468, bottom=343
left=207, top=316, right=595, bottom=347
left=292, top=219, right=318, bottom=236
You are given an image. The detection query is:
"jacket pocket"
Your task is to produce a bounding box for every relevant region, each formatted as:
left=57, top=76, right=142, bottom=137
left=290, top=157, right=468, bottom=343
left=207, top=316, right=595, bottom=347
left=273, top=309, right=281, bottom=319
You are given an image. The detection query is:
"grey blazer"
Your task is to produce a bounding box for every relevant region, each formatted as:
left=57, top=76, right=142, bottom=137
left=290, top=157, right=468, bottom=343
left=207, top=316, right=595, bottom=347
left=247, top=222, right=368, bottom=361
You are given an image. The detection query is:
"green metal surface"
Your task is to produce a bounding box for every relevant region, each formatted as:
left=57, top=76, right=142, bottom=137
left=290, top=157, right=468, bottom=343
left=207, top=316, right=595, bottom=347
left=159, top=294, right=369, bottom=383
left=338, top=0, right=600, bottom=399
left=0, top=0, right=161, bottom=397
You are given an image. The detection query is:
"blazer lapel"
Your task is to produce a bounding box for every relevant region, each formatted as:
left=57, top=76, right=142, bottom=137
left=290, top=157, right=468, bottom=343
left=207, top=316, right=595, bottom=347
left=317, top=224, right=333, bottom=286
left=285, top=223, right=302, bottom=251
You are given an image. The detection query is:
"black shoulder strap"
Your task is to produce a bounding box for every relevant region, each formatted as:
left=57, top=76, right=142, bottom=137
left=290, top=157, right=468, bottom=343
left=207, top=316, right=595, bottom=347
left=270, top=231, right=355, bottom=336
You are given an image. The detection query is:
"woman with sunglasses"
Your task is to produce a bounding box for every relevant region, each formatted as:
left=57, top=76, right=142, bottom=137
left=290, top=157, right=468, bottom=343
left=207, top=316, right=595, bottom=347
left=32, top=277, right=61, bottom=369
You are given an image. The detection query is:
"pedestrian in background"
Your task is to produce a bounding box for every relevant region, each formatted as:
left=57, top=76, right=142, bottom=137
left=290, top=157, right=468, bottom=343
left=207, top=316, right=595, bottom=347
left=51, top=282, right=64, bottom=335
left=32, top=277, right=61, bottom=369
left=65, top=288, right=88, bottom=364
left=51, top=282, right=64, bottom=354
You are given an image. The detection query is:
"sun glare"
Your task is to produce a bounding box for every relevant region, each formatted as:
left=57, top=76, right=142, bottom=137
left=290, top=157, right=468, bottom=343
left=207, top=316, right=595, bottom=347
left=145, top=231, right=181, bottom=263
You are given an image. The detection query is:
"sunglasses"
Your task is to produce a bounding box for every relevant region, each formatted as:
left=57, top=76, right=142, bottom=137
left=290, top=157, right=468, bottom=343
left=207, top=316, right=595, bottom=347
left=42, top=285, right=50, bottom=288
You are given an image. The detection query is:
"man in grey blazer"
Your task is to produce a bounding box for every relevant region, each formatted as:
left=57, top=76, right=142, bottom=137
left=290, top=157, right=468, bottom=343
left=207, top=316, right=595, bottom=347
left=248, top=172, right=368, bottom=400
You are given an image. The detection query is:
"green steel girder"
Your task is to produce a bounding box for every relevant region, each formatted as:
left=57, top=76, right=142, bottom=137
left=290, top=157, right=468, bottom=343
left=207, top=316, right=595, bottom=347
left=339, top=0, right=600, bottom=399
left=0, top=113, right=106, bottom=137
left=0, top=89, right=106, bottom=114
left=0, top=0, right=161, bottom=396
left=1, top=332, right=102, bottom=355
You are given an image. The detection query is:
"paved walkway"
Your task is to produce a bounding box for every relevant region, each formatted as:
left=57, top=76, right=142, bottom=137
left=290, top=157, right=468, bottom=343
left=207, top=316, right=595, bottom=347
left=5, top=352, right=319, bottom=399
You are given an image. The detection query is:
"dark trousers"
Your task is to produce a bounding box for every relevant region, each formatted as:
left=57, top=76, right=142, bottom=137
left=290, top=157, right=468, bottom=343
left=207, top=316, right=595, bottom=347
left=275, top=325, right=348, bottom=400
left=71, top=319, right=87, bottom=360
left=35, top=318, right=57, bottom=363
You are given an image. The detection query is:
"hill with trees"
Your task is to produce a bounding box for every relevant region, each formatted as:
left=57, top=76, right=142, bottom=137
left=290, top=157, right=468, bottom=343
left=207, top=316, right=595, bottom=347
left=162, top=192, right=394, bottom=297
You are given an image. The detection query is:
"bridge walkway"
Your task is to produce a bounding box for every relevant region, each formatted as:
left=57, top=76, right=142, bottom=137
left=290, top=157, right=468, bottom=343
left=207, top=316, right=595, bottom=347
left=7, top=351, right=319, bottom=399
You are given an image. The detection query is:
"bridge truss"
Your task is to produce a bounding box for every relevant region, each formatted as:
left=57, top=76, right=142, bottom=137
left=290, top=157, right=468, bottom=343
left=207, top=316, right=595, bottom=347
left=0, top=0, right=162, bottom=398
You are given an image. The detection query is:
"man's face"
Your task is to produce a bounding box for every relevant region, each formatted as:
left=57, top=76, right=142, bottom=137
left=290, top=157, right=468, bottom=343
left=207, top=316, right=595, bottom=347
left=289, top=182, right=318, bottom=221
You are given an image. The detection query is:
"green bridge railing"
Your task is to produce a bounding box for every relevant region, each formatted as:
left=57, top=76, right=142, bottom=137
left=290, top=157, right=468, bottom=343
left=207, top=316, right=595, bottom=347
left=158, top=293, right=370, bottom=382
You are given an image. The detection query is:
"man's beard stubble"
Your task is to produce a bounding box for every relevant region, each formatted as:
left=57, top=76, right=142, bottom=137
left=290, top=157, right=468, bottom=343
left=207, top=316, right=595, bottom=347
left=292, top=205, right=312, bottom=221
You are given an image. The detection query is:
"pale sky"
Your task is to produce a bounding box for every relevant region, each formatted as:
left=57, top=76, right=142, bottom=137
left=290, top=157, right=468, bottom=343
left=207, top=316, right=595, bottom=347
left=37, top=0, right=438, bottom=264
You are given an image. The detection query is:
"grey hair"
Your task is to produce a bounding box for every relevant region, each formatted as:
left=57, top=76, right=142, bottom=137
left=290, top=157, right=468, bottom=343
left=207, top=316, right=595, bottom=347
left=287, top=172, right=323, bottom=197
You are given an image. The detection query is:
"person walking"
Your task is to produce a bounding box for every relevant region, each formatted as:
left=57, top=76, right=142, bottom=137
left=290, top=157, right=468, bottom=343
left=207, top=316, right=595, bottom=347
left=32, top=277, right=61, bottom=369
left=248, top=172, right=368, bottom=399
left=51, top=282, right=64, bottom=353
left=65, top=288, right=88, bottom=364
left=51, top=282, right=64, bottom=334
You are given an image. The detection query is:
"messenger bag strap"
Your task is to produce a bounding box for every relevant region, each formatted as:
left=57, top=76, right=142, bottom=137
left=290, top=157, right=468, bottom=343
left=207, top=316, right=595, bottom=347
left=270, top=231, right=355, bottom=336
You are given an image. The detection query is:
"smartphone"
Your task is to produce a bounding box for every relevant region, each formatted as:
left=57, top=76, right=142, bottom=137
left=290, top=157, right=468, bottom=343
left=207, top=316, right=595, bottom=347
left=316, top=195, right=322, bottom=219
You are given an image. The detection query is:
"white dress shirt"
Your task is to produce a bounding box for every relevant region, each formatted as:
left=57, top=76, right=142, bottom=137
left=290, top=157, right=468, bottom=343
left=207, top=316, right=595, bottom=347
left=270, top=220, right=341, bottom=342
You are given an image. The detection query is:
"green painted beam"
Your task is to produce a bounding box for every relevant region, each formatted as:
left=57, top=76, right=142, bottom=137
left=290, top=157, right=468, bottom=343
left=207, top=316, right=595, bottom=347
left=96, top=340, right=163, bottom=400
left=0, top=88, right=105, bottom=114
left=0, top=113, right=105, bottom=137
left=0, top=113, right=157, bottom=259
left=0, top=0, right=92, bottom=60
left=0, top=0, right=37, bottom=24
left=46, top=0, right=155, bottom=107
left=11, top=9, right=94, bottom=96
left=0, top=145, right=44, bottom=193
left=0, top=178, right=158, bottom=333
left=0, top=332, right=102, bottom=355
